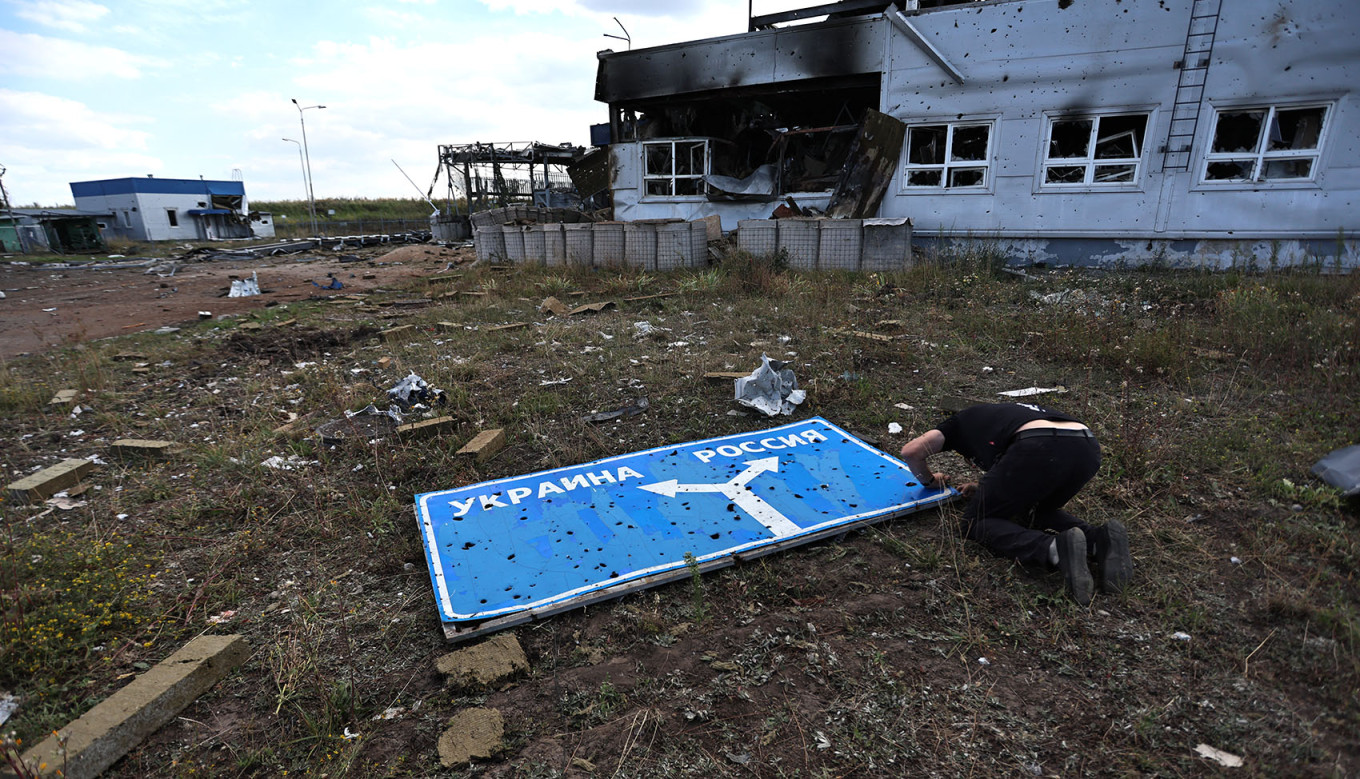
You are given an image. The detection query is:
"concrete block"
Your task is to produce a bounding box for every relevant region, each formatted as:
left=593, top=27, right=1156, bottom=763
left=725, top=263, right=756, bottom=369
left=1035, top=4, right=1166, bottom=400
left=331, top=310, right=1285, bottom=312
left=397, top=416, right=457, bottom=439
left=457, top=429, right=505, bottom=462
left=110, top=440, right=179, bottom=461
left=15, top=635, right=248, bottom=779
left=380, top=324, right=414, bottom=340
left=437, top=708, right=504, bottom=767
left=435, top=633, right=528, bottom=690
left=485, top=322, right=527, bottom=333
left=6, top=459, right=94, bottom=504
left=48, top=389, right=78, bottom=406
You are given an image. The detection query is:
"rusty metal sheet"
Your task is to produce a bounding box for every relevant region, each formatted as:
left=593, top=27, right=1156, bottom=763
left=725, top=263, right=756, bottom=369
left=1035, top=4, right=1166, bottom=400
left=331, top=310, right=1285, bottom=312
left=826, top=109, right=907, bottom=219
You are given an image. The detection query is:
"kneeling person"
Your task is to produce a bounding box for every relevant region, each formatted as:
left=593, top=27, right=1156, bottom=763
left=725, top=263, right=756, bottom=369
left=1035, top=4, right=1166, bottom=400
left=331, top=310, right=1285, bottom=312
left=900, top=402, right=1131, bottom=605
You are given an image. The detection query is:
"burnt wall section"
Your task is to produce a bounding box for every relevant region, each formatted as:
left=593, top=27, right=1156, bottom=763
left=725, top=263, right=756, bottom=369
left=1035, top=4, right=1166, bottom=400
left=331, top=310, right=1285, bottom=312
left=596, top=17, right=885, bottom=105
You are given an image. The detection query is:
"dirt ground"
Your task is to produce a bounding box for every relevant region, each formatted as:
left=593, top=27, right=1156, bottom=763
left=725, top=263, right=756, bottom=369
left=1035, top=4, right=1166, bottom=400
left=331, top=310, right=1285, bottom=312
left=0, top=243, right=470, bottom=360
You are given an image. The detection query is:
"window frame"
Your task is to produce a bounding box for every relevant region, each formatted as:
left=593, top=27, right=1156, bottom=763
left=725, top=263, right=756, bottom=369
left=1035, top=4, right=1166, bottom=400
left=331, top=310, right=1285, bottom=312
left=1199, top=102, right=1331, bottom=186
left=1039, top=111, right=1151, bottom=189
left=166, top=208, right=179, bottom=227
left=900, top=120, right=995, bottom=192
left=640, top=138, right=711, bottom=201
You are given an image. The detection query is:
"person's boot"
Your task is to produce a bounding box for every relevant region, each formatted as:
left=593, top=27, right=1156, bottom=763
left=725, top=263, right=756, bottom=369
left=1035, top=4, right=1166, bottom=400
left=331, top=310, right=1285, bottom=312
left=1090, top=520, right=1132, bottom=594
left=1056, top=528, right=1093, bottom=606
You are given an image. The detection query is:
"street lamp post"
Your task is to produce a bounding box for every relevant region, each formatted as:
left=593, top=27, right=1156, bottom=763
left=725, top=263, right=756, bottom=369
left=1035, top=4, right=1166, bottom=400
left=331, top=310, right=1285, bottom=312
left=281, top=139, right=309, bottom=238
left=291, top=98, right=325, bottom=237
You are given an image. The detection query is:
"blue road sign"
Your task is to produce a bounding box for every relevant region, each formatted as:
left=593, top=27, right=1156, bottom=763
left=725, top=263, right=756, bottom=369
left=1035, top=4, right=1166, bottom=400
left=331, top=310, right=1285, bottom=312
left=415, top=417, right=954, bottom=640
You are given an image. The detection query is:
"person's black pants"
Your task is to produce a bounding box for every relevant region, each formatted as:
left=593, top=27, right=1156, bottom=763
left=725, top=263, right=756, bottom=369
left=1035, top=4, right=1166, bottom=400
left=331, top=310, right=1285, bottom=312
left=961, top=434, right=1101, bottom=568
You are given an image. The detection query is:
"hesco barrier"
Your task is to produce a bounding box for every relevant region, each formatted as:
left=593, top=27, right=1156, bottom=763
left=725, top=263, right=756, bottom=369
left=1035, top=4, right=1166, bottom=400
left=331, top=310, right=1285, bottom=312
left=739, top=218, right=913, bottom=271
left=471, top=217, right=912, bottom=271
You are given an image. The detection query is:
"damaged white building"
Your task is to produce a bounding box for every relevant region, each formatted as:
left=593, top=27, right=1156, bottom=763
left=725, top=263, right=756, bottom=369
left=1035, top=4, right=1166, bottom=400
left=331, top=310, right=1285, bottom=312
left=591, top=0, right=1359, bottom=267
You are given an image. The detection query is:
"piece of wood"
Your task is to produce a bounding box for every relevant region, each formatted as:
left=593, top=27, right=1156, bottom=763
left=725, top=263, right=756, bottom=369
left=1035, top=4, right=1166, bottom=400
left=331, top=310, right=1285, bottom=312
left=623, top=292, right=678, bottom=303
left=380, top=324, right=414, bottom=340
left=397, top=416, right=457, bottom=438
left=457, top=429, right=506, bottom=462
left=16, top=635, right=248, bottom=779
left=377, top=357, right=393, bottom=369
left=485, top=322, right=527, bottom=332
left=7, top=459, right=94, bottom=504
left=703, top=371, right=749, bottom=381
left=110, top=439, right=179, bottom=460
left=828, top=327, right=896, bottom=343
left=238, top=322, right=262, bottom=331
left=275, top=318, right=298, bottom=327
left=436, top=321, right=461, bottom=332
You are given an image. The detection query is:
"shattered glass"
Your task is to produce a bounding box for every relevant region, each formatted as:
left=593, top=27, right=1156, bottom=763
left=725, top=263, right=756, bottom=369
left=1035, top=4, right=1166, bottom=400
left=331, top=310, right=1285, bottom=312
left=1262, top=158, right=1312, bottom=180
left=1269, top=107, right=1323, bottom=150
left=908, top=126, right=946, bottom=165
left=1048, top=119, right=1092, bottom=159
left=907, top=170, right=943, bottom=186
left=645, top=143, right=674, bottom=175
left=950, top=125, right=989, bottom=161
left=1212, top=110, right=1265, bottom=154
left=1093, top=164, right=1135, bottom=182
left=1205, top=159, right=1254, bottom=181
left=1045, top=166, right=1085, bottom=184
left=948, top=168, right=985, bottom=187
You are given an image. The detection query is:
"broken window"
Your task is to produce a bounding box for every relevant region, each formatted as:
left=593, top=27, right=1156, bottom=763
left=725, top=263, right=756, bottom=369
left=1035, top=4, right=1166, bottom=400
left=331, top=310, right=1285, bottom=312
left=903, top=122, right=991, bottom=189
left=1042, top=113, right=1148, bottom=186
left=1203, top=104, right=1328, bottom=183
left=643, top=139, right=710, bottom=198
left=166, top=209, right=178, bottom=227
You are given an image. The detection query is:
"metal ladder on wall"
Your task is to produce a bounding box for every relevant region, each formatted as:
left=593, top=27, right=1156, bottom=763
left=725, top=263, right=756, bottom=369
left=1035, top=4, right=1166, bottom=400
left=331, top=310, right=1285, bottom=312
left=1161, top=0, right=1222, bottom=170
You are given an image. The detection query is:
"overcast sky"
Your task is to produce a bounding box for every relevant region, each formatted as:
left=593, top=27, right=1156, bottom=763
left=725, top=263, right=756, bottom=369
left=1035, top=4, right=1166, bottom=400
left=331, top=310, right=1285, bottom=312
left=1, top=0, right=811, bottom=206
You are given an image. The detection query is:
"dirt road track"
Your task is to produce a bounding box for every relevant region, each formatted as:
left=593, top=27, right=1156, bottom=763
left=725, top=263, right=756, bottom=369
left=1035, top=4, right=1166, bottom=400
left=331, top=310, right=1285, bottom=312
left=0, top=245, right=468, bottom=361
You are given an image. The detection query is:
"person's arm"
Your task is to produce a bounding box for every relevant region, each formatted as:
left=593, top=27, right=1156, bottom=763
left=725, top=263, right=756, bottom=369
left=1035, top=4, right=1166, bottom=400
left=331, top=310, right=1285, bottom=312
left=900, top=429, right=948, bottom=489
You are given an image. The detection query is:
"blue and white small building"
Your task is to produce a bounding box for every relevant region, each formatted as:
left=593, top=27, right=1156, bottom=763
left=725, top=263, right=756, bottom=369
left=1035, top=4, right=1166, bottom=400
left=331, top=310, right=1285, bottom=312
left=69, top=176, right=274, bottom=242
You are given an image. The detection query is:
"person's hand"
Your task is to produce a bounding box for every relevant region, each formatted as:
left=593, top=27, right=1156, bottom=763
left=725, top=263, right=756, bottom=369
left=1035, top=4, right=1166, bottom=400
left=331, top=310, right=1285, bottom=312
left=931, top=472, right=949, bottom=489
left=958, top=482, right=978, bottom=497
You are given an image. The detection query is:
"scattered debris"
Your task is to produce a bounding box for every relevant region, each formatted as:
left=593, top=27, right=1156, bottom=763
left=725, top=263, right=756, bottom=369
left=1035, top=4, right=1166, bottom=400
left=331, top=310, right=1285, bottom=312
left=311, top=276, right=343, bottom=290
left=1195, top=743, right=1244, bottom=768
left=581, top=397, right=650, bottom=424
left=0, top=692, right=17, bottom=727
left=7, top=458, right=94, bottom=504
left=228, top=271, right=261, bottom=297
left=888, top=422, right=903, bottom=434
left=381, top=324, right=415, bottom=340
left=539, top=296, right=570, bottom=317
left=457, top=428, right=506, bottom=462
left=152, top=326, right=180, bottom=335
left=485, top=322, right=527, bottom=332
left=538, top=377, right=572, bottom=386
left=704, top=371, right=749, bottom=381
left=198, top=311, right=211, bottom=319
left=318, top=405, right=402, bottom=446
left=205, top=609, right=237, bottom=625
left=438, top=708, right=504, bottom=767
left=49, top=388, right=78, bottom=406
left=387, top=372, right=447, bottom=410
left=569, top=301, right=615, bottom=316
left=260, top=455, right=318, bottom=470
left=735, top=355, right=806, bottom=417
left=1310, top=444, right=1360, bottom=496
left=1170, top=631, right=1192, bottom=641
left=998, top=386, right=1068, bottom=398
left=435, top=633, right=529, bottom=691
left=45, top=493, right=87, bottom=511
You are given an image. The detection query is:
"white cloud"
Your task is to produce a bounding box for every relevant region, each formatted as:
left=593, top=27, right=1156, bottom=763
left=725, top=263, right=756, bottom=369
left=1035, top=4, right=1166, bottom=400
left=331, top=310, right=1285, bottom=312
left=0, top=89, right=160, bottom=204
left=11, top=0, right=110, bottom=33
left=0, top=29, right=165, bottom=79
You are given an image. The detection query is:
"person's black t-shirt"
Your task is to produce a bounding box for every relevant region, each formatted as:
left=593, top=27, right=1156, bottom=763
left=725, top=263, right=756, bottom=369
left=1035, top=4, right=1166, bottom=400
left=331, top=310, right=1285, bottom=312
left=936, top=403, right=1082, bottom=470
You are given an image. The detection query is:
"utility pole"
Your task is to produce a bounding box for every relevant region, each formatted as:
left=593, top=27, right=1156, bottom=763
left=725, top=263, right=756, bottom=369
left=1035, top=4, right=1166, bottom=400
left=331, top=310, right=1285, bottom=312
left=291, top=98, right=325, bottom=237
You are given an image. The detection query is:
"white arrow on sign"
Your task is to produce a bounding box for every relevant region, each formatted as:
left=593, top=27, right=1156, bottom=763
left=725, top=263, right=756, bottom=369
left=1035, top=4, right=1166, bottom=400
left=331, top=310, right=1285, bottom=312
left=638, top=456, right=800, bottom=537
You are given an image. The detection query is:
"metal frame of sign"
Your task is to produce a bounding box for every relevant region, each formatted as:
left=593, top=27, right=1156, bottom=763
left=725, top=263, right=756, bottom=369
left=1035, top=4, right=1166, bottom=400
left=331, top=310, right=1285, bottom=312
left=415, top=417, right=955, bottom=642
